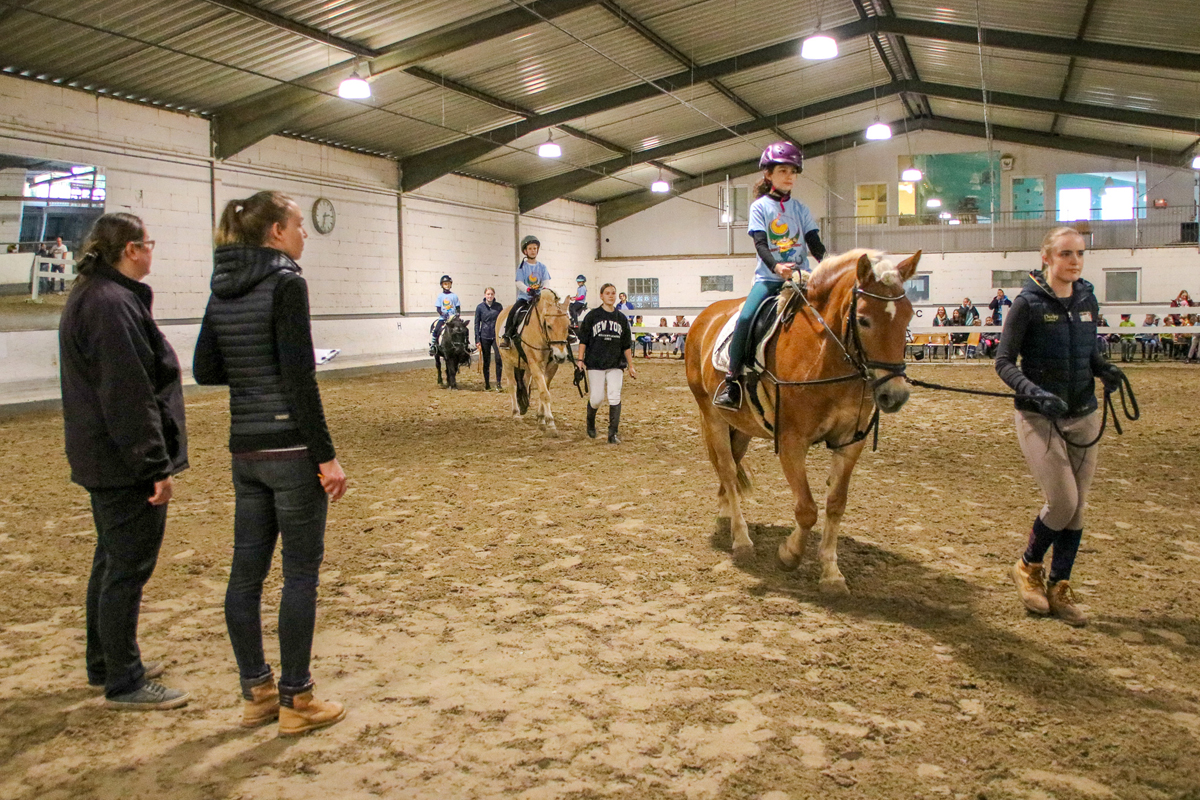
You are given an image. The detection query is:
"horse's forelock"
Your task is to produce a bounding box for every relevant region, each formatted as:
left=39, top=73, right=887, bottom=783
left=871, top=257, right=903, bottom=289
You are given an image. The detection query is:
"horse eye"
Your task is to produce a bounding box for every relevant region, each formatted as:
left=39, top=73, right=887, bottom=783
left=859, top=317, right=872, bottom=329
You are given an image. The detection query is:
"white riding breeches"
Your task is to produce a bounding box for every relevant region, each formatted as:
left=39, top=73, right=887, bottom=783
left=587, top=369, right=623, bottom=407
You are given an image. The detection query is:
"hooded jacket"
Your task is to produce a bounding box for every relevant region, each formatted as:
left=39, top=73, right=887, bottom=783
left=193, top=245, right=335, bottom=462
left=995, top=271, right=1106, bottom=418
left=59, top=261, right=188, bottom=488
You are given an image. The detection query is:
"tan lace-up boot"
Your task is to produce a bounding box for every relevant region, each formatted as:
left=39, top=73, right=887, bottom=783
left=1048, top=580, right=1088, bottom=627
left=278, top=689, right=346, bottom=736
left=240, top=676, right=280, bottom=728
left=1011, top=558, right=1050, bottom=615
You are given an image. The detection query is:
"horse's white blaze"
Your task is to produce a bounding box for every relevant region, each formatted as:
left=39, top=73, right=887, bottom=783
left=885, top=300, right=897, bottom=319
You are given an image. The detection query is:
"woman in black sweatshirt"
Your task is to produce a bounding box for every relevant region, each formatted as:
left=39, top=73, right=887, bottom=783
left=576, top=283, right=637, bottom=443
left=193, top=191, right=347, bottom=735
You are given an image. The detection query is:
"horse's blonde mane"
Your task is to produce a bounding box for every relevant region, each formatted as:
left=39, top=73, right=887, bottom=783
left=808, top=249, right=903, bottom=297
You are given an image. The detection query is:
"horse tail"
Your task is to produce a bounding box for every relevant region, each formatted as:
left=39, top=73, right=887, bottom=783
left=515, top=368, right=529, bottom=415
left=736, top=462, right=754, bottom=497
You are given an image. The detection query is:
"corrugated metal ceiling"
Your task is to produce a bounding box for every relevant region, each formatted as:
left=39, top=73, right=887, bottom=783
left=0, top=0, right=1194, bottom=203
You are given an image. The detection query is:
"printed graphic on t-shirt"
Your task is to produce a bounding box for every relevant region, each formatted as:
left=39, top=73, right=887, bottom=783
left=589, top=318, right=625, bottom=341
left=440, top=296, right=456, bottom=313
left=768, top=216, right=797, bottom=260
left=526, top=273, right=542, bottom=289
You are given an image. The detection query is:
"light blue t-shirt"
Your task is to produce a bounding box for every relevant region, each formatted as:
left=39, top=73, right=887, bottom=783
left=436, top=290, right=461, bottom=318
left=516, top=259, right=551, bottom=300
left=747, top=194, right=819, bottom=282
left=572, top=284, right=587, bottom=303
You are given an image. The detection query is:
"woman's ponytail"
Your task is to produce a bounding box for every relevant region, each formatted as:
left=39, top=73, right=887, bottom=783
left=215, top=191, right=292, bottom=246
left=75, top=213, right=146, bottom=279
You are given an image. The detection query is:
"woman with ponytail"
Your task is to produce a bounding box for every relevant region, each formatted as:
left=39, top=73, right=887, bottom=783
left=712, top=142, right=827, bottom=410
left=193, top=191, right=348, bottom=735
left=59, top=213, right=190, bottom=710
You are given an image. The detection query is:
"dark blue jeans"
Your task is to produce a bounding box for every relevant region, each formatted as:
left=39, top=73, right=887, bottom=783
left=225, top=454, right=327, bottom=692
left=479, top=337, right=502, bottom=385
left=86, top=483, right=167, bottom=698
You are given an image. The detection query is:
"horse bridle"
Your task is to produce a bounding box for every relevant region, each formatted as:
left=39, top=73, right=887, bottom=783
left=514, top=294, right=571, bottom=354
left=844, top=285, right=910, bottom=388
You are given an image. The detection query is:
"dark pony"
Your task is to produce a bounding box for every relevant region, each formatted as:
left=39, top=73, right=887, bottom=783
left=435, top=315, right=472, bottom=389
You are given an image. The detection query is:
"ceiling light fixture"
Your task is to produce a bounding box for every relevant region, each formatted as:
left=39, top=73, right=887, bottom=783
left=901, top=167, right=923, bottom=181
left=801, top=35, right=838, bottom=60
left=865, top=119, right=892, bottom=140
left=650, top=172, right=670, bottom=193
left=926, top=198, right=942, bottom=209
left=338, top=69, right=371, bottom=100
left=1192, top=155, right=1200, bottom=169
left=537, top=130, right=561, bottom=159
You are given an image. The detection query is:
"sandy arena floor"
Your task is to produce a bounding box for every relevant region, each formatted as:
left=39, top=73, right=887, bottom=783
left=1, top=359, right=1198, bottom=800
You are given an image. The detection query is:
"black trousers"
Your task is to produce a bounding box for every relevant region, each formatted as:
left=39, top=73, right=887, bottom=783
left=225, top=454, right=328, bottom=691
left=85, top=483, right=168, bottom=698
left=479, top=337, right=502, bottom=384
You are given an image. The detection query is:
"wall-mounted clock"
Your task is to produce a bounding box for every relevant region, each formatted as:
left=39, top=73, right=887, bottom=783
left=312, top=197, right=336, bottom=235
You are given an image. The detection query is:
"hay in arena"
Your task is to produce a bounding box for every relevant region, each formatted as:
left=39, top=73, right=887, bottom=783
left=1, top=360, right=1198, bottom=798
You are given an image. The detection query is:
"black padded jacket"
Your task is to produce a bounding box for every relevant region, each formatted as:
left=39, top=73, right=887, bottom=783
left=995, top=271, right=1107, bottom=418
left=193, top=246, right=335, bottom=462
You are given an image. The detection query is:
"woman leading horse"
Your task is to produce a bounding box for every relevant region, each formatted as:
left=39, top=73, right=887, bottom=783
left=686, top=249, right=920, bottom=595
left=494, top=288, right=572, bottom=436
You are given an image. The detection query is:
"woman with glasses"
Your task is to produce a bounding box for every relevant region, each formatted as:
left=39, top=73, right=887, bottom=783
left=59, top=215, right=190, bottom=710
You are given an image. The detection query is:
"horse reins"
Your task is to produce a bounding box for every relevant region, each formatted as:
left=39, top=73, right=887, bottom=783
left=760, top=280, right=909, bottom=454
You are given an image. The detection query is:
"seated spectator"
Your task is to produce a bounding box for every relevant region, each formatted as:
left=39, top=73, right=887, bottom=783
left=671, top=315, right=689, bottom=359
left=957, top=297, right=979, bottom=326
left=1136, top=314, right=1160, bottom=361
left=633, top=315, right=652, bottom=358
left=980, top=312, right=1002, bottom=357
left=1118, top=314, right=1136, bottom=362
left=949, top=309, right=968, bottom=345
left=655, top=317, right=671, bottom=357
left=932, top=306, right=949, bottom=326
left=1170, top=289, right=1192, bottom=325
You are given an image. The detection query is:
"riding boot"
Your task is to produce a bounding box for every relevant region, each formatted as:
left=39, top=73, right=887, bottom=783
left=607, top=403, right=622, bottom=444
left=712, top=374, right=742, bottom=410
left=586, top=404, right=598, bottom=439
left=499, top=335, right=511, bottom=349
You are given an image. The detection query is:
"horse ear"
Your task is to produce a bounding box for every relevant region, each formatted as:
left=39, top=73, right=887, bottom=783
left=855, top=253, right=874, bottom=284
left=895, top=250, right=922, bottom=281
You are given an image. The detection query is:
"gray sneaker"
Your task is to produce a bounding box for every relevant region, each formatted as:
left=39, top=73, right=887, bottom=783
left=105, top=680, right=190, bottom=710
left=90, top=660, right=165, bottom=689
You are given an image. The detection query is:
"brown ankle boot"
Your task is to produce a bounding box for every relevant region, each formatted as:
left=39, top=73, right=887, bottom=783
left=1011, top=558, right=1050, bottom=615
left=1048, top=580, right=1088, bottom=627
left=240, top=676, right=279, bottom=728
left=278, top=689, right=346, bottom=736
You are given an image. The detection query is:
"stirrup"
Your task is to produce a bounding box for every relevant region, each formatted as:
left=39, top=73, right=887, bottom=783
left=712, top=378, right=742, bottom=410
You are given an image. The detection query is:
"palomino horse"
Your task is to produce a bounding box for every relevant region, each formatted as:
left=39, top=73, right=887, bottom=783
left=495, top=289, right=572, bottom=436
left=686, top=249, right=920, bottom=595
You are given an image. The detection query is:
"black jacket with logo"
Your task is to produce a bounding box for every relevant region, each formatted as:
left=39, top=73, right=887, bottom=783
left=474, top=299, right=503, bottom=342
left=578, top=307, right=633, bottom=370
left=995, top=271, right=1106, bottom=418
left=59, top=262, right=188, bottom=488
left=193, top=246, right=335, bottom=462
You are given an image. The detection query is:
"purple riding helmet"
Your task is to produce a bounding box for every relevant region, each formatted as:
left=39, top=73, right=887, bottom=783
left=759, top=141, right=804, bottom=171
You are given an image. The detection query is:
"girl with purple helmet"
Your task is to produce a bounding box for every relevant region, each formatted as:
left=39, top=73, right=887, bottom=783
left=713, top=142, right=827, bottom=410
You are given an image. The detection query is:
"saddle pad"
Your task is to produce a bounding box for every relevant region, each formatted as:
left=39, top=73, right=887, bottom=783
left=711, top=298, right=786, bottom=373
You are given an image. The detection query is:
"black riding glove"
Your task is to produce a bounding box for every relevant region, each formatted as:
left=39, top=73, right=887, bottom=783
left=1096, top=362, right=1124, bottom=394
left=1032, top=388, right=1069, bottom=419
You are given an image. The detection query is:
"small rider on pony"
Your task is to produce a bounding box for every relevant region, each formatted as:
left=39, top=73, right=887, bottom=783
left=712, top=141, right=828, bottom=410
left=430, top=274, right=460, bottom=356
left=501, top=234, right=551, bottom=349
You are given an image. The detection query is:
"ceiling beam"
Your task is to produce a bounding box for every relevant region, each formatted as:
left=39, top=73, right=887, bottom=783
left=1049, top=0, right=1099, bottom=134
left=402, top=66, right=692, bottom=180
left=517, top=85, right=898, bottom=212
left=211, top=0, right=600, bottom=159
left=903, top=80, right=1200, bottom=133
left=199, top=0, right=379, bottom=58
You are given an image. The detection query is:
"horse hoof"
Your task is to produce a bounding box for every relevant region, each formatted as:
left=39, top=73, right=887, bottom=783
left=819, top=577, right=849, bottom=597
left=777, top=542, right=801, bottom=572
left=732, top=544, right=755, bottom=564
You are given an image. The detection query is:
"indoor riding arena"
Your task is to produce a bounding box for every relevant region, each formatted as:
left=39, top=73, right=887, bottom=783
left=1, top=2, right=1198, bottom=799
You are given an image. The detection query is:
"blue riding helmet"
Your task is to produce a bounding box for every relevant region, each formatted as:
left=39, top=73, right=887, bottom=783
left=440, top=274, right=452, bottom=284
left=576, top=274, right=586, bottom=282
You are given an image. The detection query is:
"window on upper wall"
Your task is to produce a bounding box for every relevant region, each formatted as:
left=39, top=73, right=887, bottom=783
left=904, top=274, right=930, bottom=302
left=1105, top=270, right=1139, bottom=303
left=717, top=185, right=749, bottom=228
left=897, top=151, right=1000, bottom=225
left=1056, top=172, right=1146, bottom=221
left=992, top=270, right=1028, bottom=289
left=701, top=275, right=733, bottom=292
left=627, top=278, right=659, bottom=308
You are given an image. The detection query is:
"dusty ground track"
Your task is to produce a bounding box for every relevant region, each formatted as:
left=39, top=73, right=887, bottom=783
left=1, top=361, right=1198, bottom=799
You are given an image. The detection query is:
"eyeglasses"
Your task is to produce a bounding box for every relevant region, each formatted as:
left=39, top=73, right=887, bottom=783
left=133, top=240, right=156, bottom=251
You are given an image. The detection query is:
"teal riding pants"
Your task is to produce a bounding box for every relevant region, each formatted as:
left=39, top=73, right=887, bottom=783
left=728, top=279, right=783, bottom=375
